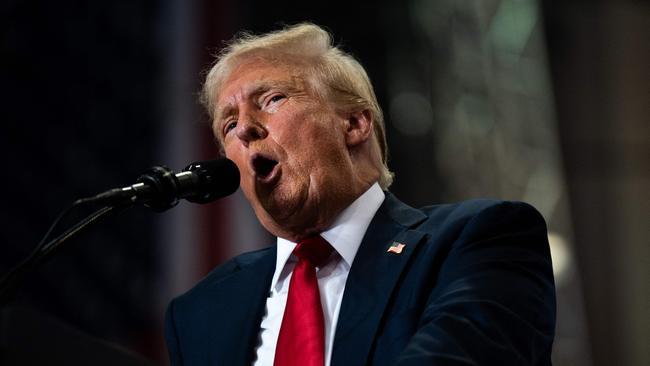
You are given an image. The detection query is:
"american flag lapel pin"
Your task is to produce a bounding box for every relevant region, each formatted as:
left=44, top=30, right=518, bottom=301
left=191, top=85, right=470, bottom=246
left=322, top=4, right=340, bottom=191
left=387, top=241, right=406, bottom=254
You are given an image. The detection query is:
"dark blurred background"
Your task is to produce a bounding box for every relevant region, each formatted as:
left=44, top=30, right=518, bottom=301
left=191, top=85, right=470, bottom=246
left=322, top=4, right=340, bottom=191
left=1, top=0, right=647, bottom=365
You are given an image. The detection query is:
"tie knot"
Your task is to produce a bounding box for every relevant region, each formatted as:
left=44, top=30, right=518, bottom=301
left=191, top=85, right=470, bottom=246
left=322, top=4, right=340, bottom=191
left=293, top=236, right=333, bottom=267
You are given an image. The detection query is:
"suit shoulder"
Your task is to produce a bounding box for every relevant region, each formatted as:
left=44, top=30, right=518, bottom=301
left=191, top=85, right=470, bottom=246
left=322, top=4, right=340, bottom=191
left=420, top=199, right=543, bottom=223
left=173, top=246, right=275, bottom=304
left=414, top=199, right=546, bottom=238
left=420, top=198, right=536, bottom=215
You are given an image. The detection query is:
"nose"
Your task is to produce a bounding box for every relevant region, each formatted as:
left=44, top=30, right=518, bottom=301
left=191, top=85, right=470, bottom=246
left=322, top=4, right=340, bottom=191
left=235, top=116, right=267, bottom=147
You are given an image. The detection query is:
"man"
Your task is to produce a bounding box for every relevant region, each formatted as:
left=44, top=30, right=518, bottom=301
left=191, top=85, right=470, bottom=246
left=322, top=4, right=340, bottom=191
left=165, top=23, right=556, bottom=366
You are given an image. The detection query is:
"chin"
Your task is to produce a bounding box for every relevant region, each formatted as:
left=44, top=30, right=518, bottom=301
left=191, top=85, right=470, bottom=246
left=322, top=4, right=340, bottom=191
left=262, top=196, right=302, bottom=223
left=260, top=177, right=307, bottom=214
left=251, top=175, right=320, bottom=236
left=260, top=198, right=321, bottom=238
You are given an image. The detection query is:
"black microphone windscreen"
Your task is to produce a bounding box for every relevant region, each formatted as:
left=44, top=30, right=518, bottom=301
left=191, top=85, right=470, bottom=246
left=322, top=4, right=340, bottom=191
left=183, top=158, right=240, bottom=203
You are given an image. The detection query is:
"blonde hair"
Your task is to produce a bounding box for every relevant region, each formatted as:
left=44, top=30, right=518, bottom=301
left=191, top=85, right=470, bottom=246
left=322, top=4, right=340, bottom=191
left=201, top=23, right=394, bottom=189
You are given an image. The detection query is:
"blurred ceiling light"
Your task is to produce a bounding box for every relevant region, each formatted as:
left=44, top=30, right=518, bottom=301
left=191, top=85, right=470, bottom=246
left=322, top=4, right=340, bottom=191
left=488, top=0, right=538, bottom=55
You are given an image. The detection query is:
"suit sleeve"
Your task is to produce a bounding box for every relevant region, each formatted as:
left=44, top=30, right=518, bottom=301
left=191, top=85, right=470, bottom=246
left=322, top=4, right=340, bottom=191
left=396, top=201, right=556, bottom=366
left=165, top=299, right=184, bottom=366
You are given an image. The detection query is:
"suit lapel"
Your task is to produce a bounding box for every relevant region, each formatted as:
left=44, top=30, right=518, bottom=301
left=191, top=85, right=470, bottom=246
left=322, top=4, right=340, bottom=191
left=204, top=247, right=276, bottom=365
left=331, top=193, right=427, bottom=366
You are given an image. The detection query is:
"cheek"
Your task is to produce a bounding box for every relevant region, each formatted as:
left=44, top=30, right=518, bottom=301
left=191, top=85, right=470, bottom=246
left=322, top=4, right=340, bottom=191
left=272, top=112, right=334, bottom=151
left=224, top=146, right=247, bottom=177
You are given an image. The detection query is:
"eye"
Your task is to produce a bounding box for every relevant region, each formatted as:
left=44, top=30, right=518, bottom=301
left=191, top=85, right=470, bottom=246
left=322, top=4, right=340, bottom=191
left=263, top=94, right=286, bottom=110
left=223, top=120, right=237, bottom=135
left=268, top=94, right=285, bottom=103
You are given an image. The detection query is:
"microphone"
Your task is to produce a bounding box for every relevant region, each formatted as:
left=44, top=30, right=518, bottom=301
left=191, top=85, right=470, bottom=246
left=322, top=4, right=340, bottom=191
left=82, top=158, right=240, bottom=211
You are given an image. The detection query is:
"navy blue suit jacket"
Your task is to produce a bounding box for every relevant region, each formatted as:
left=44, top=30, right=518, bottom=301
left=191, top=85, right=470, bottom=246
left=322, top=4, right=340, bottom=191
left=165, top=194, right=556, bottom=365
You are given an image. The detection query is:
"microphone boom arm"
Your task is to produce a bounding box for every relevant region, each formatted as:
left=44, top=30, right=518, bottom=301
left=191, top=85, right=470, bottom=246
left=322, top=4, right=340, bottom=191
left=0, top=158, right=240, bottom=306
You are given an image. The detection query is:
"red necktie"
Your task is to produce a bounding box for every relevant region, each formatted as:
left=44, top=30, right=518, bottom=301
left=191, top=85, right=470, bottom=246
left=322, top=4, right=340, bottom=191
left=274, top=236, right=333, bottom=366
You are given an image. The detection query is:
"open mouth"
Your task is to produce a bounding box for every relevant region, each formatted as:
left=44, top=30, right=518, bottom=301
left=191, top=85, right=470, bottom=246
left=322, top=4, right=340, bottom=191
left=251, top=154, right=279, bottom=180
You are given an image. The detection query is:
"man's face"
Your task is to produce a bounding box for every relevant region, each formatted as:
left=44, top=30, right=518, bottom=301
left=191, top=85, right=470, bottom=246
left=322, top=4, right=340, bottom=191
left=213, top=59, right=359, bottom=240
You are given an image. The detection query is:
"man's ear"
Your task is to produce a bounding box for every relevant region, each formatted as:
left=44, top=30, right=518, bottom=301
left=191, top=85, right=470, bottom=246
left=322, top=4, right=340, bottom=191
left=344, top=109, right=374, bottom=148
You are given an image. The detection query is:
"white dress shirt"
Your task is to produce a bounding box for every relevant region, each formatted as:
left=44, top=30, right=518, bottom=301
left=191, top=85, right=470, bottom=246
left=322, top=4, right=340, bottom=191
left=252, top=183, right=385, bottom=366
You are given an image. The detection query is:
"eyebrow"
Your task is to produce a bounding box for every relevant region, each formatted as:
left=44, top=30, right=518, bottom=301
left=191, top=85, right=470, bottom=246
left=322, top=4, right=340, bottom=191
left=215, top=79, right=302, bottom=122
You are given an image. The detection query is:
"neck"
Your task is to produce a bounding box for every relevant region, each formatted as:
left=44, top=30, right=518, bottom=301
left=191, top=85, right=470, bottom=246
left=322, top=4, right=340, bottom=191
left=272, top=179, right=377, bottom=242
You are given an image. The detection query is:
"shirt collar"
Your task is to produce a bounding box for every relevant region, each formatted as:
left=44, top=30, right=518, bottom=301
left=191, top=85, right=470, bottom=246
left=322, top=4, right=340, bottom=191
left=273, top=183, right=385, bottom=288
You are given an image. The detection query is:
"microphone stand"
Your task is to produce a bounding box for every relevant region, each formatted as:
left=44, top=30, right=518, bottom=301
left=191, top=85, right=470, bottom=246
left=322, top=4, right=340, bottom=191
left=0, top=163, right=181, bottom=307
left=0, top=200, right=125, bottom=307
left=0, top=158, right=239, bottom=307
